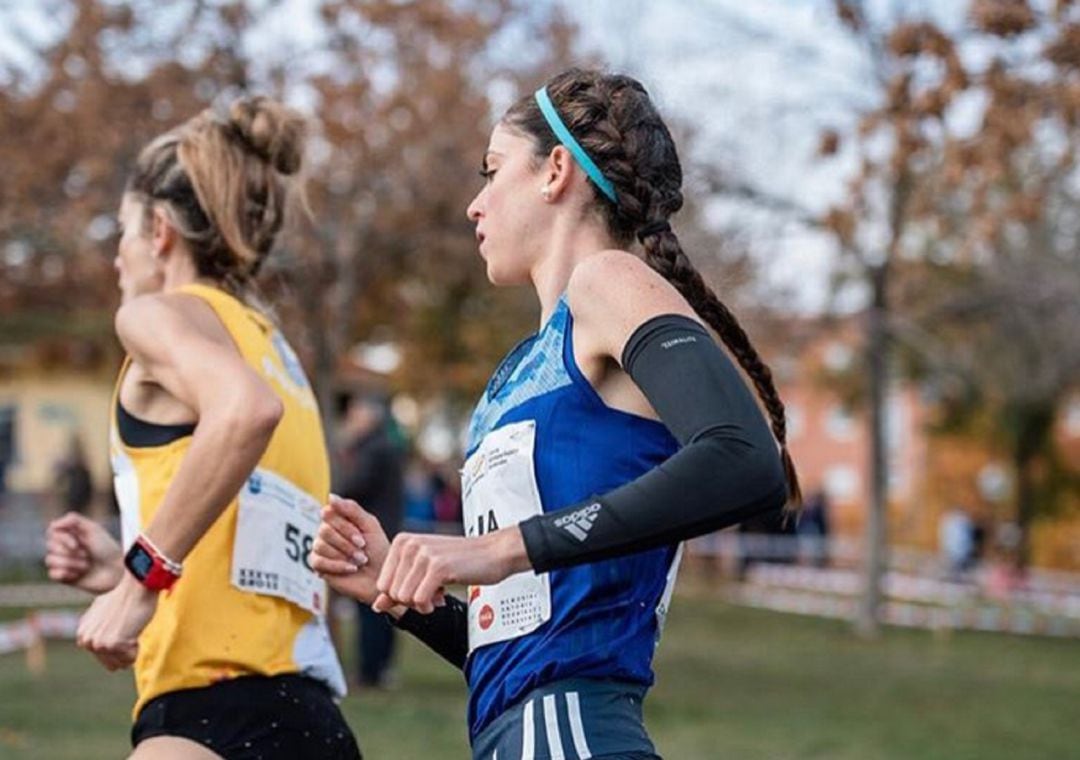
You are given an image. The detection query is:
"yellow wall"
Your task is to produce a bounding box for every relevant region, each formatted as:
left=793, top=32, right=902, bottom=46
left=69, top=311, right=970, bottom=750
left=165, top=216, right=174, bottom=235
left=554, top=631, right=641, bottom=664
left=0, top=375, right=113, bottom=494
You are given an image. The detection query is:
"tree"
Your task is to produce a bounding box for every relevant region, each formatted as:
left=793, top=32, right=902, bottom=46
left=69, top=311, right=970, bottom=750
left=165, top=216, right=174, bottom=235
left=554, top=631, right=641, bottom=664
left=825, top=0, right=1080, bottom=615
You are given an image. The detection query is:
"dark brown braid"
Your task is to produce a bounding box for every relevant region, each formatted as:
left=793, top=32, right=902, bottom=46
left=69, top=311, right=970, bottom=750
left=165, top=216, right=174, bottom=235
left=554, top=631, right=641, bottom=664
left=504, top=68, right=802, bottom=510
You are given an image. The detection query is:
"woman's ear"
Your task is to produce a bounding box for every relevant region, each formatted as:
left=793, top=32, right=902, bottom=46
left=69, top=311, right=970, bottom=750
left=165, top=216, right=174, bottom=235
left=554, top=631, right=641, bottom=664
left=149, top=205, right=177, bottom=261
left=543, top=145, right=577, bottom=202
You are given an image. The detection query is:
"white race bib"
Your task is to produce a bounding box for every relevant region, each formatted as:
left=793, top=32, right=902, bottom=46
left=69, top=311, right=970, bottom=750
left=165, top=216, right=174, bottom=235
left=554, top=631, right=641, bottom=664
left=463, top=420, right=551, bottom=652
left=231, top=468, right=325, bottom=615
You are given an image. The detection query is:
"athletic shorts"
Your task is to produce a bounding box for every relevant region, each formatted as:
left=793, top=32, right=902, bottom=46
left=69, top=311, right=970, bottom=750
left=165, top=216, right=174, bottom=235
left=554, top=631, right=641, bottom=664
left=471, top=678, right=660, bottom=760
left=131, top=673, right=361, bottom=760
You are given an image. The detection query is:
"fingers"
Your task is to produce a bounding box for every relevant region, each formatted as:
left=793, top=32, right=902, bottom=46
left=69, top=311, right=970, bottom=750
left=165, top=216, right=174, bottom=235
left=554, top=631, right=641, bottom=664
left=375, top=535, right=406, bottom=601
left=412, top=575, right=447, bottom=615
left=309, top=552, right=358, bottom=576
left=371, top=592, right=396, bottom=614
left=45, top=552, right=90, bottom=583
left=375, top=534, right=450, bottom=614
left=48, top=512, right=90, bottom=533
left=390, top=547, right=431, bottom=611
left=328, top=494, right=385, bottom=535
left=76, top=619, right=137, bottom=671
left=46, top=532, right=88, bottom=559
left=91, top=641, right=138, bottom=671
left=309, top=506, right=368, bottom=576
left=46, top=525, right=86, bottom=555
left=319, top=507, right=367, bottom=559
left=45, top=528, right=90, bottom=584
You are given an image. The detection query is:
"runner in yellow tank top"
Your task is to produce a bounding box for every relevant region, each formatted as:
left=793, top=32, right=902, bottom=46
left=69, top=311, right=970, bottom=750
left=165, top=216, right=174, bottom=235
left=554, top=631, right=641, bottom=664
left=44, top=97, right=361, bottom=760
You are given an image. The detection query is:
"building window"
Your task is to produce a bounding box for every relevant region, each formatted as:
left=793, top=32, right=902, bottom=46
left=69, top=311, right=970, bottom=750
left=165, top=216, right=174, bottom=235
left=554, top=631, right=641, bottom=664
left=824, top=342, right=854, bottom=372
left=1066, top=397, right=1080, bottom=438
left=824, top=465, right=860, bottom=502
left=786, top=404, right=803, bottom=440
left=825, top=404, right=856, bottom=440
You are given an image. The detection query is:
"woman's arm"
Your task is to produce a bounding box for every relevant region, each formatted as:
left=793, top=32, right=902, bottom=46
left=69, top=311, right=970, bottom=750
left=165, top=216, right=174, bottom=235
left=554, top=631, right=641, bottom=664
left=520, top=251, right=787, bottom=570
left=76, top=291, right=284, bottom=670
left=116, top=292, right=284, bottom=561
left=366, top=251, right=787, bottom=612
left=312, top=496, right=468, bottom=670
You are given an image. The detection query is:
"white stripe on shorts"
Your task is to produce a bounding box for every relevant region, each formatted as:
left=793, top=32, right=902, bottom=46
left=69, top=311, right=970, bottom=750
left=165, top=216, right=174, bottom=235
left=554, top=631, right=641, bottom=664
left=566, top=691, right=592, bottom=759
left=542, top=694, right=566, bottom=760
left=521, top=699, right=535, bottom=760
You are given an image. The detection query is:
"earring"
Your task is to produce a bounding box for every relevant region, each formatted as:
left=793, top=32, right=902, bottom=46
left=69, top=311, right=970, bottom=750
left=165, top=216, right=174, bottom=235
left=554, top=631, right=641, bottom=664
left=541, top=185, right=552, bottom=200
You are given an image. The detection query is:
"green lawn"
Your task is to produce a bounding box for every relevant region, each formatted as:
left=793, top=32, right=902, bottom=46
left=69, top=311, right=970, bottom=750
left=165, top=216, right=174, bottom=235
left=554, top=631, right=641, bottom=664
left=0, top=588, right=1077, bottom=759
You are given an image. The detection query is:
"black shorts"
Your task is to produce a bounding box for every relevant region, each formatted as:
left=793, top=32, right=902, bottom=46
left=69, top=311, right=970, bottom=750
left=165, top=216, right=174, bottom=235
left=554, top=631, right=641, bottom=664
left=132, top=673, right=361, bottom=760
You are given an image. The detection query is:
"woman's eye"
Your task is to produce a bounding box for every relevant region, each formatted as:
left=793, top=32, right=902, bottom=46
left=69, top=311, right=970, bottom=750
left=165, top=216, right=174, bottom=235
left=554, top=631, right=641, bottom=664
left=479, top=169, right=496, bottom=182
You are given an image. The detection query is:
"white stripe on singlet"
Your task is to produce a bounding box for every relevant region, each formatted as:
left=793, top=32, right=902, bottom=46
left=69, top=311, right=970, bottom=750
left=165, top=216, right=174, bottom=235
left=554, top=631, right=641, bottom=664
left=542, top=694, right=566, bottom=760
left=566, top=691, right=592, bottom=759
left=521, top=699, right=536, bottom=760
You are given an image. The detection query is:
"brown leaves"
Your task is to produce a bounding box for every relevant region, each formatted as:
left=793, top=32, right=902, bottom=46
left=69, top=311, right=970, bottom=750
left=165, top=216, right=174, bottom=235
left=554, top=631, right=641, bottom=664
left=971, top=0, right=1038, bottom=37
left=1045, top=23, right=1080, bottom=68
left=887, top=22, right=954, bottom=58
left=834, top=0, right=863, bottom=32
left=823, top=207, right=857, bottom=247
left=818, top=129, right=841, bottom=157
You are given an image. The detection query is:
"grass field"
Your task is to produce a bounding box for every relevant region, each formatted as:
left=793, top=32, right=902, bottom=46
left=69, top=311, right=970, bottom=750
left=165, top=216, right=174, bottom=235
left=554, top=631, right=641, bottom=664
left=1, top=587, right=1078, bottom=759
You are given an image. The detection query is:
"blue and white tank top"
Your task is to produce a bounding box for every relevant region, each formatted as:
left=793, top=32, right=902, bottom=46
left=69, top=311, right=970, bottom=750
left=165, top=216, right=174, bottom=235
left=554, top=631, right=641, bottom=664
left=462, top=296, right=681, bottom=740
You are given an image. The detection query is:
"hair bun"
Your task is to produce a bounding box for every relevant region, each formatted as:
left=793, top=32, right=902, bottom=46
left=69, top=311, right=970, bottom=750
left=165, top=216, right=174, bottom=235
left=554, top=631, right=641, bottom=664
left=227, top=96, right=306, bottom=176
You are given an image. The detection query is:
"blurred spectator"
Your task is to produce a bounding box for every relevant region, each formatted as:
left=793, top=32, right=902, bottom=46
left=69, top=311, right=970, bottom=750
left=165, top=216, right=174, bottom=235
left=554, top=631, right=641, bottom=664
left=939, top=507, right=974, bottom=579
left=737, top=508, right=796, bottom=579
left=796, top=489, right=830, bottom=567
left=0, top=405, right=15, bottom=511
left=54, top=432, right=93, bottom=517
left=334, top=392, right=404, bottom=689
left=402, top=457, right=438, bottom=532
left=432, top=466, right=462, bottom=529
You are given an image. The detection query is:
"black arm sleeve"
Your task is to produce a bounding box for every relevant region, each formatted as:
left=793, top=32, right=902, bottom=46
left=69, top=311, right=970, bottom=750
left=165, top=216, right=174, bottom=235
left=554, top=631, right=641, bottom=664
left=519, top=314, right=788, bottom=574
left=386, top=594, right=468, bottom=670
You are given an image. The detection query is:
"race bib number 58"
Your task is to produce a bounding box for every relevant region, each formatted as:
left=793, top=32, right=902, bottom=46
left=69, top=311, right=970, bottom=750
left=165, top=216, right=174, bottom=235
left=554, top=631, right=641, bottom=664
left=231, top=468, right=325, bottom=615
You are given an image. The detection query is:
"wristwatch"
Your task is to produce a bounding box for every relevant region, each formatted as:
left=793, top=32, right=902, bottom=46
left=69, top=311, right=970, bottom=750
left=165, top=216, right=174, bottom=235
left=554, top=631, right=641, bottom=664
left=124, top=534, right=182, bottom=591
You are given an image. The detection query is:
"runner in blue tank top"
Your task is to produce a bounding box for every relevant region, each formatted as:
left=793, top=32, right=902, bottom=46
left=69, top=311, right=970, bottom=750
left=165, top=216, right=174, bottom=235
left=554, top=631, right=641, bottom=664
left=313, top=68, right=801, bottom=759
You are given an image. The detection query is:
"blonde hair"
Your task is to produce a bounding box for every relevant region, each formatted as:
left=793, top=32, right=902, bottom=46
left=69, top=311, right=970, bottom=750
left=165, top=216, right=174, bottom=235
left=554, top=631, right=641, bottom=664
left=126, top=96, right=307, bottom=293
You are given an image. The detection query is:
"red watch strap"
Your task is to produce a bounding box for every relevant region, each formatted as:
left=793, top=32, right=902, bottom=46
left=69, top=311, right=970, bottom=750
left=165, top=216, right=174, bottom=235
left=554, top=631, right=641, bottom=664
left=132, top=535, right=181, bottom=591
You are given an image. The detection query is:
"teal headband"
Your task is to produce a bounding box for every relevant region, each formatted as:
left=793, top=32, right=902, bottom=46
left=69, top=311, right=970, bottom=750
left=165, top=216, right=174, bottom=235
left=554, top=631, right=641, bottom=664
left=534, top=86, right=618, bottom=204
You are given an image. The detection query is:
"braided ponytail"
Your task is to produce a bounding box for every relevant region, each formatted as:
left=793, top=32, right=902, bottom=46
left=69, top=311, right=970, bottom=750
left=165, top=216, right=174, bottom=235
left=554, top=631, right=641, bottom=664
left=505, top=68, right=802, bottom=510
left=641, top=227, right=802, bottom=510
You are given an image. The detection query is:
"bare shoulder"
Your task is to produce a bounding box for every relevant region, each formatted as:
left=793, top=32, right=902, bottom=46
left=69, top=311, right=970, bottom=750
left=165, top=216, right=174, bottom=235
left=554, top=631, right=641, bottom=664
left=567, top=249, right=700, bottom=361
left=114, top=291, right=231, bottom=361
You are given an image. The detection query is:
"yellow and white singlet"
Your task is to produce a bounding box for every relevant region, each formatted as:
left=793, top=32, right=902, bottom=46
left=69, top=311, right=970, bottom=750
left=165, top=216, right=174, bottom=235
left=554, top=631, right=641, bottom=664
left=110, top=284, right=345, bottom=717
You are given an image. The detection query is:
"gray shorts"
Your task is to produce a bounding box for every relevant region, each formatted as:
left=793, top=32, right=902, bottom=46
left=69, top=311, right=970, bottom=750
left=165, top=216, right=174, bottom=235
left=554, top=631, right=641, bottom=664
left=471, top=678, right=660, bottom=760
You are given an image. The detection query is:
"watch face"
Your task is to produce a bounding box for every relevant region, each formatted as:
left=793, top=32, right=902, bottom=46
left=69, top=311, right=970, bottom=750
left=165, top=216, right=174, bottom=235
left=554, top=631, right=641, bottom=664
left=127, top=544, right=154, bottom=579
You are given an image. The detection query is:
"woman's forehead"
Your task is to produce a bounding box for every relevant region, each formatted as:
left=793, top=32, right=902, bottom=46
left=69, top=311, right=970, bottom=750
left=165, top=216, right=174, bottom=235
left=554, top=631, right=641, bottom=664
left=487, top=123, right=532, bottom=156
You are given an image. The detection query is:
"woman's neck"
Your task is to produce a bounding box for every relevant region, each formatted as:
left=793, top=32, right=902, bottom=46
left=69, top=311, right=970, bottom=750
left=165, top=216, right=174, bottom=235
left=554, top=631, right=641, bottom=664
left=161, top=252, right=215, bottom=293
left=529, top=218, right=618, bottom=328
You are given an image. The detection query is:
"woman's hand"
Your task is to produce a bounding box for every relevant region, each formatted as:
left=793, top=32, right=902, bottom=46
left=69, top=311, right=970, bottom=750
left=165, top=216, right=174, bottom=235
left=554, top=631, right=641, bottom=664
left=371, top=527, right=531, bottom=615
left=45, top=512, right=124, bottom=595
left=309, top=495, right=391, bottom=606
left=75, top=573, right=155, bottom=670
